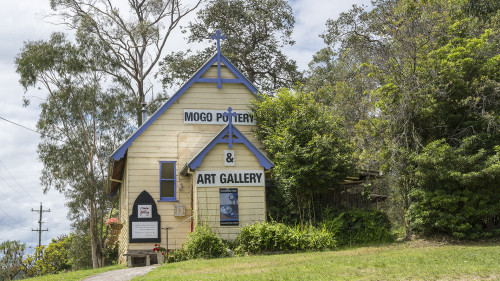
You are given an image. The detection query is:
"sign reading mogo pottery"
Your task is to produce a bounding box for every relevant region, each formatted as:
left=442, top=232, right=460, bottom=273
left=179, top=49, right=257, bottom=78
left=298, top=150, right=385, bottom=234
left=184, top=109, right=256, bottom=125
left=196, top=170, right=264, bottom=187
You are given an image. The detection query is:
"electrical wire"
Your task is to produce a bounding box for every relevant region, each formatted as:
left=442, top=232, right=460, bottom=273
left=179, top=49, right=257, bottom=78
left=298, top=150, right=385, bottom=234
left=0, top=115, right=64, bottom=142
left=0, top=220, right=30, bottom=231
left=0, top=159, right=38, bottom=202
left=0, top=207, right=27, bottom=227
left=0, top=115, right=39, bottom=134
left=0, top=173, right=36, bottom=203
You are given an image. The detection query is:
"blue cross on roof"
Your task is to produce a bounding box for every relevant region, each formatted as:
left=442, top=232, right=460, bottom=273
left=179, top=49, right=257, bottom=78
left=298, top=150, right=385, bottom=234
left=211, top=30, right=226, bottom=89
left=223, top=107, right=237, bottom=148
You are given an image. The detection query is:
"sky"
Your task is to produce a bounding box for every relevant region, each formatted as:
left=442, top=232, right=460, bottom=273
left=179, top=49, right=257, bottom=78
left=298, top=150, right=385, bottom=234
left=0, top=0, right=371, bottom=251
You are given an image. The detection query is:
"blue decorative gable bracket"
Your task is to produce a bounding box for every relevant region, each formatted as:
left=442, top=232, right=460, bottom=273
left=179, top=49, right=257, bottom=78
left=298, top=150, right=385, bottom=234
left=211, top=30, right=226, bottom=89
left=223, top=107, right=237, bottom=148
left=110, top=52, right=258, bottom=162
left=182, top=123, right=274, bottom=174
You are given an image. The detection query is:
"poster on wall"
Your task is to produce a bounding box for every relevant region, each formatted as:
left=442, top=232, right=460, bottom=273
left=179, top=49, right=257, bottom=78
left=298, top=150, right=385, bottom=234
left=220, top=188, right=239, bottom=226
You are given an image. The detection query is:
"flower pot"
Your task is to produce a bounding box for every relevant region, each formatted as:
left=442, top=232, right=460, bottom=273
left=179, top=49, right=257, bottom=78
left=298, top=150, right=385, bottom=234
left=110, top=223, right=123, bottom=231
left=107, top=235, right=118, bottom=245
left=157, top=253, right=164, bottom=264
left=110, top=229, right=121, bottom=236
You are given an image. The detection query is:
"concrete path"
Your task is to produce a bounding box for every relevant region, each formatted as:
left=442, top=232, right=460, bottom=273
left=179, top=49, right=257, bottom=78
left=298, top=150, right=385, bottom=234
left=82, top=265, right=159, bottom=281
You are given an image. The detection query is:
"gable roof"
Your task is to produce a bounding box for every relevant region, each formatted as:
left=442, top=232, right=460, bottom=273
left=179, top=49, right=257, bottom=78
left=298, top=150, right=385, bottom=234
left=111, top=53, right=259, bottom=161
left=180, top=124, right=274, bottom=175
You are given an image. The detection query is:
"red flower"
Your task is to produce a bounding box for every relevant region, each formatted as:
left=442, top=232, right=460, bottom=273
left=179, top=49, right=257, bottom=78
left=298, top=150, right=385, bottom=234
left=162, top=252, right=165, bottom=255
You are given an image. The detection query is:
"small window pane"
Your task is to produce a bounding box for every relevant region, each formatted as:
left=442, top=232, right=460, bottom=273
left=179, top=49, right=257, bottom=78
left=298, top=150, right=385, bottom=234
left=160, top=181, right=175, bottom=198
left=161, top=162, right=175, bottom=179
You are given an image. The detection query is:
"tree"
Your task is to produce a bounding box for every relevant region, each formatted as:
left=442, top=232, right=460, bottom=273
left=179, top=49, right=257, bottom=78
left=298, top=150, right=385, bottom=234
left=67, top=222, right=93, bottom=269
left=410, top=138, right=500, bottom=239
left=23, top=236, right=72, bottom=277
left=314, top=0, right=500, bottom=237
left=250, top=88, right=355, bottom=223
left=50, top=0, right=202, bottom=125
left=0, top=240, right=26, bottom=280
left=159, top=0, right=302, bottom=94
left=16, top=32, right=130, bottom=268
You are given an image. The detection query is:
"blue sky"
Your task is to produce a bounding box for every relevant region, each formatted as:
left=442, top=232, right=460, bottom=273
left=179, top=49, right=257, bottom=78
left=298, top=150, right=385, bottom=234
left=0, top=0, right=371, bottom=250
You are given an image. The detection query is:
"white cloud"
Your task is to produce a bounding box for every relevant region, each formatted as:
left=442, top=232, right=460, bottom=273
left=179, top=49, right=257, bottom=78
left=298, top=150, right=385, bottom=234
left=0, top=0, right=372, bottom=249
left=287, top=0, right=372, bottom=71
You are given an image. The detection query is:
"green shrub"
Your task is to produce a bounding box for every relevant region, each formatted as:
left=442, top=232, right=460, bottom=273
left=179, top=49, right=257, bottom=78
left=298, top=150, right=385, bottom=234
left=321, top=209, right=394, bottom=246
left=184, top=224, right=228, bottom=259
left=409, top=138, right=500, bottom=239
left=234, top=221, right=336, bottom=254
left=167, top=249, right=189, bottom=263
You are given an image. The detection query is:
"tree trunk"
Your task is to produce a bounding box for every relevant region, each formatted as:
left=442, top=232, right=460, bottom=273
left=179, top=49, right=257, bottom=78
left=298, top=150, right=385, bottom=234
left=89, top=198, right=99, bottom=268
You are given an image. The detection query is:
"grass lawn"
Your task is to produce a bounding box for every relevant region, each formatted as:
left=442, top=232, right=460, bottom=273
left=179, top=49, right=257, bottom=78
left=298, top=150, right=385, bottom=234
left=25, top=264, right=126, bottom=281
left=134, top=240, right=500, bottom=280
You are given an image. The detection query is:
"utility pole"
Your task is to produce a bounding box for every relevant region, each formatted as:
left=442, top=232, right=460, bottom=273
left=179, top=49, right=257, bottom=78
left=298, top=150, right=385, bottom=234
left=31, top=202, right=50, bottom=248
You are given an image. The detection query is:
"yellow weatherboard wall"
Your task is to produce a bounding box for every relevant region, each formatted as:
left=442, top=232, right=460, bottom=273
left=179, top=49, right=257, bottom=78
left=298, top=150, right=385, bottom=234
left=126, top=75, right=256, bottom=251
left=194, top=142, right=266, bottom=241
left=111, top=51, right=273, bottom=265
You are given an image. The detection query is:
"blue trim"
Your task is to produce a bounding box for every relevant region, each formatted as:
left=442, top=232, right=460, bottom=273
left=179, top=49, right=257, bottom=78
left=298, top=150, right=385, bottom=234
left=108, top=187, right=119, bottom=198
left=188, top=124, right=274, bottom=170
left=210, top=30, right=226, bottom=89
left=220, top=54, right=259, bottom=93
left=196, top=78, right=245, bottom=83
left=223, top=107, right=237, bottom=148
left=110, top=53, right=259, bottom=161
left=159, top=161, right=176, bottom=201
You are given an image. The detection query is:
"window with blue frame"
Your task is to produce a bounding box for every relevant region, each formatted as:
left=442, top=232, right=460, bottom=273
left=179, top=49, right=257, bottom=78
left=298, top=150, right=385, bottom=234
left=160, top=161, right=176, bottom=201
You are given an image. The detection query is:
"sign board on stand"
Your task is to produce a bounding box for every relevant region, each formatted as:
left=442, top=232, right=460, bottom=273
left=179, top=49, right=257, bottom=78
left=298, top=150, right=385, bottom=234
left=129, top=190, right=161, bottom=243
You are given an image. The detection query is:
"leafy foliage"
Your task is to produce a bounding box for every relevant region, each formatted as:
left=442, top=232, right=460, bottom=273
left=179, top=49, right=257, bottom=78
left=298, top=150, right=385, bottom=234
left=184, top=224, right=228, bottom=259
left=49, top=0, right=202, bottom=125
left=0, top=240, right=25, bottom=280
left=313, top=0, right=500, bottom=237
left=234, top=222, right=336, bottom=254
left=410, top=138, right=500, bottom=239
left=23, top=236, right=72, bottom=277
left=251, top=88, right=355, bottom=223
left=321, top=209, right=394, bottom=246
left=159, top=0, right=302, bottom=94
left=67, top=221, right=93, bottom=270
left=15, top=33, right=130, bottom=267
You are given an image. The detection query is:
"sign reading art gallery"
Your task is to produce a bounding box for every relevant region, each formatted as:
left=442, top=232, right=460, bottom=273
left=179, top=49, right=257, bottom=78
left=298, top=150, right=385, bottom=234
left=196, top=170, right=264, bottom=187
left=184, top=109, right=256, bottom=125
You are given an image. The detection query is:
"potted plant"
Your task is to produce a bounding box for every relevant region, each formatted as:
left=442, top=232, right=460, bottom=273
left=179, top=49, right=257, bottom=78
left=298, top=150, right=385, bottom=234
left=106, top=235, right=119, bottom=245
left=106, top=218, right=123, bottom=235
left=153, top=244, right=166, bottom=264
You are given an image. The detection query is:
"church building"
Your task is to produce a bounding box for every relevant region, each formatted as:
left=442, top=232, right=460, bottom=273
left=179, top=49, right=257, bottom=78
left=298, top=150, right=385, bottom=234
left=108, top=30, right=273, bottom=265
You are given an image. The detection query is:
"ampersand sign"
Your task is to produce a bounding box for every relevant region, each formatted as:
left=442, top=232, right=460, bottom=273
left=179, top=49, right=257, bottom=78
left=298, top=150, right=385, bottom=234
left=224, top=150, right=235, bottom=166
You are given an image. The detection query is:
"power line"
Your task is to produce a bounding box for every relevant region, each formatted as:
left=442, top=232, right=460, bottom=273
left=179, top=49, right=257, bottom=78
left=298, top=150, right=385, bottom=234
left=0, top=159, right=38, bottom=202
left=0, top=207, right=27, bottom=227
left=0, top=115, right=63, bottom=142
left=0, top=173, right=36, bottom=203
left=0, top=115, right=39, bottom=134
left=0, top=220, right=30, bottom=231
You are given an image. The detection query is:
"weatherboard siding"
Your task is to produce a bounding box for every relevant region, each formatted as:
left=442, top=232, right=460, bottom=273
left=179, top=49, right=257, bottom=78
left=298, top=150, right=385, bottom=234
left=195, top=143, right=266, bottom=241
left=196, top=186, right=266, bottom=241
left=123, top=62, right=261, bottom=251
left=118, top=163, right=129, bottom=264
left=200, top=63, right=238, bottom=79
